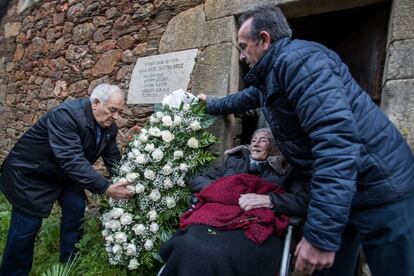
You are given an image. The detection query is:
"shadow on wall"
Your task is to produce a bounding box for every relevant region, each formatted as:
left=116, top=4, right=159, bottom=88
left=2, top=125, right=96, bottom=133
left=0, top=0, right=11, bottom=20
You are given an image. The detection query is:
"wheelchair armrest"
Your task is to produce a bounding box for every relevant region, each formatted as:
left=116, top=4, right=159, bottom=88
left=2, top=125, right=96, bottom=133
left=288, top=217, right=302, bottom=226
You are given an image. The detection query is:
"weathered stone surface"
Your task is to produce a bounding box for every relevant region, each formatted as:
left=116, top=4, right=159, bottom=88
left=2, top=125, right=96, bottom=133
left=88, top=75, right=110, bottom=94
left=93, top=28, right=106, bottom=42
left=122, top=49, right=135, bottom=63
left=133, top=27, right=148, bottom=42
left=93, top=16, right=108, bottom=27
left=159, top=5, right=205, bottom=53
left=4, top=22, right=22, bottom=38
left=105, top=7, right=118, bottom=19
left=381, top=79, right=414, bottom=149
left=53, top=80, right=68, bottom=99
left=132, top=3, right=154, bottom=19
left=0, top=85, right=6, bottom=104
left=67, top=3, right=84, bottom=19
left=69, top=79, right=89, bottom=95
left=80, top=56, right=95, bottom=68
left=93, top=39, right=117, bottom=53
left=63, top=22, right=74, bottom=34
left=25, top=37, right=49, bottom=57
left=39, top=78, right=54, bottom=99
left=204, top=16, right=237, bottom=46
left=117, top=35, right=136, bottom=50
left=384, top=39, right=414, bottom=81
left=388, top=0, right=414, bottom=43
left=113, top=14, right=132, bottom=28
left=116, top=65, right=134, bottom=81
left=132, top=42, right=147, bottom=56
left=72, top=23, right=95, bottom=44
left=91, top=49, right=122, bottom=77
left=192, top=42, right=240, bottom=96
left=53, top=13, right=65, bottom=26
left=50, top=57, right=68, bottom=70
left=13, top=45, right=25, bottom=61
left=65, top=44, right=89, bottom=60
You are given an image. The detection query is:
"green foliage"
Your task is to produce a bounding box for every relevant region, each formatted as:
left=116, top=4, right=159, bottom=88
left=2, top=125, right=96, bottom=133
left=41, top=255, right=78, bottom=276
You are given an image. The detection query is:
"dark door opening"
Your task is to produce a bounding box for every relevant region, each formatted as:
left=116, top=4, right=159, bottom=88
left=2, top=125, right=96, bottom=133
left=239, top=2, right=391, bottom=145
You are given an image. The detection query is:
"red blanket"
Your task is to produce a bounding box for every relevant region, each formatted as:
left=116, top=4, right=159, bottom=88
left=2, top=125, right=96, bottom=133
left=180, top=173, right=288, bottom=244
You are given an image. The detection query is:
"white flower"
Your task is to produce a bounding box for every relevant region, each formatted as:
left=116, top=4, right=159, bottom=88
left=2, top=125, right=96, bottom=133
left=173, top=150, right=184, bottom=160
left=135, top=154, right=147, bottom=164
left=152, top=148, right=164, bottom=162
left=177, top=178, right=186, bottom=187
left=126, top=172, right=139, bottom=182
left=144, top=143, right=155, bottom=152
left=150, top=222, right=159, bottom=233
left=135, top=184, right=145, bottom=194
left=120, top=213, right=133, bottom=225
left=140, top=128, right=148, bottom=135
left=187, top=137, right=199, bottom=148
left=133, top=139, right=141, bottom=147
left=112, top=244, right=122, bottom=255
left=161, top=130, right=174, bottom=142
left=147, top=210, right=157, bottom=221
left=125, top=244, right=137, bottom=256
left=139, top=134, right=148, bottom=143
left=179, top=163, right=188, bottom=172
left=127, top=152, right=135, bottom=160
left=144, top=240, right=154, bottom=251
left=149, top=189, right=161, bottom=201
left=183, top=103, right=191, bottom=111
left=131, top=148, right=140, bottom=157
left=105, top=220, right=121, bottom=231
left=126, top=185, right=136, bottom=194
left=110, top=208, right=124, bottom=219
left=173, top=116, right=182, bottom=126
left=163, top=178, right=173, bottom=189
left=149, top=115, right=159, bottom=123
left=101, top=229, right=109, bottom=237
left=105, top=246, right=112, bottom=253
left=144, top=169, right=156, bottom=180
left=105, top=235, right=114, bottom=243
left=132, top=224, right=146, bottom=235
left=119, top=164, right=131, bottom=174
left=166, top=196, right=176, bottom=209
left=161, top=164, right=173, bottom=175
left=155, top=111, right=163, bottom=118
left=161, top=115, right=173, bottom=127
left=190, top=121, right=201, bottom=131
left=101, top=212, right=112, bottom=222
left=114, top=232, right=127, bottom=243
left=149, top=127, right=161, bottom=137
left=128, top=258, right=140, bottom=270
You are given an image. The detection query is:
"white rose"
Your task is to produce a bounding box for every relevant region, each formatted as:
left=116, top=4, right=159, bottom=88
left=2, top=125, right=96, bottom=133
left=144, top=169, right=156, bottom=180
left=101, top=212, right=112, bottom=222
left=177, top=178, right=186, bottom=187
left=127, top=152, right=135, bottom=160
left=151, top=148, right=164, bottom=162
left=131, top=148, right=140, bottom=157
left=166, top=196, right=176, bottom=209
left=135, top=184, right=145, bottom=194
left=110, top=208, right=124, bottom=219
left=114, top=232, right=127, bottom=243
left=105, top=246, right=112, bottom=253
left=140, top=128, right=148, bottom=135
left=133, top=139, right=141, bottom=147
left=119, top=164, right=131, bottom=174
left=144, top=240, right=154, bottom=251
left=105, top=220, right=121, bottom=231
left=125, top=244, right=137, bottom=256
left=144, top=143, right=155, bottom=152
left=128, top=258, right=140, bottom=270
left=139, top=134, right=148, bottom=143
left=126, top=185, right=136, bottom=194
left=147, top=210, right=157, bottom=221
left=112, top=244, right=122, bottom=255
left=161, top=130, right=174, bottom=142
left=126, top=172, right=139, bottom=182
left=149, top=189, right=161, bottom=201
left=163, top=178, right=173, bottom=189
left=135, top=154, right=147, bottom=164
left=149, top=127, right=161, bottom=137
left=101, top=229, right=109, bottom=237
left=179, top=163, right=188, bottom=172
left=190, top=121, right=201, bottom=131
left=155, top=111, right=163, bottom=118
left=132, top=224, right=145, bottom=235
left=187, top=137, right=199, bottom=148
left=149, top=115, right=159, bottom=123
left=161, top=115, right=173, bottom=127
left=105, top=235, right=114, bottom=243
left=173, top=150, right=184, bottom=160
left=150, top=222, right=159, bottom=233
left=161, top=164, right=173, bottom=175
left=173, top=116, right=182, bottom=126
left=183, top=103, right=191, bottom=111
left=120, top=213, right=133, bottom=225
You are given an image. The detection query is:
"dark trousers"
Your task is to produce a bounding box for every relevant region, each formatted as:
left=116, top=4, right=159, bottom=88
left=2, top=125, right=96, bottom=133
left=314, top=192, right=414, bottom=276
left=0, top=189, right=86, bottom=276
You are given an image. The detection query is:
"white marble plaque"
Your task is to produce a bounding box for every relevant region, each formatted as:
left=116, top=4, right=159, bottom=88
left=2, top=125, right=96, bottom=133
left=127, top=49, right=198, bottom=104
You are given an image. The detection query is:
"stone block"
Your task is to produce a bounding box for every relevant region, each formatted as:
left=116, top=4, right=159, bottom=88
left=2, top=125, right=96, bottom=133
left=159, top=5, right=205, bottom=53
left=381, top=79, right=414, bottom=149
left=4, top=22, right=22, bottom=38
left=383, top=39, right=414, bottom=81
left=203, top=16, right=237, bottom=46
left=387, top=0, right=414, bottom=44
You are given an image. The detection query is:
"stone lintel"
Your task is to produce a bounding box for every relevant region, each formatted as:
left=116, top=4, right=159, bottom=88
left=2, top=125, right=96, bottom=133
left=387, top=0, right=414, bottom=47
left=383, top=39, right=414, bottom=82
left=204, top=16, right=237, bottom=46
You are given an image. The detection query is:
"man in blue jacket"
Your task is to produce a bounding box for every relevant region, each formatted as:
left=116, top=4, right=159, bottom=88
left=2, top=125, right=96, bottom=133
left=0, top=84, right=133, bottom=275
left=198, top=5, right=414, bottom=276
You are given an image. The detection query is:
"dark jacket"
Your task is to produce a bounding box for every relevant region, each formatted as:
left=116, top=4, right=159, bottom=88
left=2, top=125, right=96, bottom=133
left=189, top=147, right=309, bottom=217
left=207, top=38, right=414, bottom=251
left=0, top=98, right=121, bottom=218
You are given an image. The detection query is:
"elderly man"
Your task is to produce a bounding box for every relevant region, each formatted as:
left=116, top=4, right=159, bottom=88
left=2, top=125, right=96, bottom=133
left=198, top=4, right=414, bottom=276
left=0, top=83, right=133, bottom=275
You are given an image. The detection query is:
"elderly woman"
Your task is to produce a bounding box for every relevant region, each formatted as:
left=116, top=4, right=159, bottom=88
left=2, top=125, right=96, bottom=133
left=159, top=128, right=309, bottom=276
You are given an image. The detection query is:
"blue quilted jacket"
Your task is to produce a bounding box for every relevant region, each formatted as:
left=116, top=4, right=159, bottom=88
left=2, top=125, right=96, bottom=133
left=206, top=38, right=414, bottom=251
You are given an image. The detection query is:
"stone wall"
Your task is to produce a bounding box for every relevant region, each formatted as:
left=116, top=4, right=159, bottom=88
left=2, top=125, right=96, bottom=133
left=0, top=0, right=203, bottom=160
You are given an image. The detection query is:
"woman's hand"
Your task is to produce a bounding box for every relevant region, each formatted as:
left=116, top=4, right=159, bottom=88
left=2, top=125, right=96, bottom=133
left=238, top=193, right=273, bottom=211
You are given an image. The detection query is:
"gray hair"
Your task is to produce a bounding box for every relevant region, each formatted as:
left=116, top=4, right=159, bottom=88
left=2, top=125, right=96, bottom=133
left=238, top=5, right=292, bottom=44
left=90, top=84, right=124, bottom=104
left=251, top=128, right=277, bottom=151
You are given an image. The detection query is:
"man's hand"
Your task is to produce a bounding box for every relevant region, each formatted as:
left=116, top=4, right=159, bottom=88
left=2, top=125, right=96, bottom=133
left=294, top=237, right=335, bottom=275
left=238, top=193, right=273, bottom=211
left=197, top=93, right=207, bottom=103
left=105, top=179, right=133, bottom=200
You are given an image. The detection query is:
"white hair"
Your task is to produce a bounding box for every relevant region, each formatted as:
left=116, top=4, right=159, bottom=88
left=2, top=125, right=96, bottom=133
left=90, top=84, right=124, bottom=103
